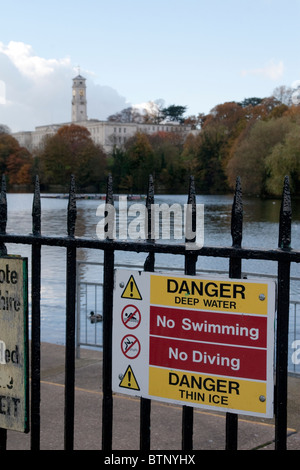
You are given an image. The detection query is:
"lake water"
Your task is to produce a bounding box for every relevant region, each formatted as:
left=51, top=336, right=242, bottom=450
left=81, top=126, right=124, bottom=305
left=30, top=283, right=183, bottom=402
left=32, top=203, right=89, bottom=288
left=3, top=192, right=300, bottom=372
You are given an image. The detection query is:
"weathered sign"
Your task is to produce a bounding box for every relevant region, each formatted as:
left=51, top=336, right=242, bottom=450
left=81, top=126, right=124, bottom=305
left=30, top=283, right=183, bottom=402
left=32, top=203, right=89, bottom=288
left=0, top=256, right=29, bottom=433
left=112, top=270, right=276, bottom=418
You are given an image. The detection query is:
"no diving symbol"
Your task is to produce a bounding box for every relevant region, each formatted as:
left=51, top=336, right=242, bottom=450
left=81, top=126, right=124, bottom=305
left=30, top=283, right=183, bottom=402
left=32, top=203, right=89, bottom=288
left=121, top=335, right=141, bottom=359
left=121, top=305, right=141, bottom=329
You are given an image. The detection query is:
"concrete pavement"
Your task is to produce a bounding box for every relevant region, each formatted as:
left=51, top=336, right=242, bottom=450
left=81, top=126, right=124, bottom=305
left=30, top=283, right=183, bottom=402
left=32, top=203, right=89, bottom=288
left=5, top=342, right=300, bottom=450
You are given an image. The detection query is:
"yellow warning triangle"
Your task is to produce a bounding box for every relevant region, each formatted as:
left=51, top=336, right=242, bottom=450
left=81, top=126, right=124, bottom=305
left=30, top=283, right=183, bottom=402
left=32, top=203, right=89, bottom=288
left=119, top=365, right=140, bottom=390
left=121, top=275, right=142, bottom=300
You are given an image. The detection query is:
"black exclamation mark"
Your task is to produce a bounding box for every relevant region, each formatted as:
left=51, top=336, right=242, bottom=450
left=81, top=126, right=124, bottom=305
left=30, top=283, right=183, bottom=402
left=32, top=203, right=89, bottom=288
left=130, top=280, right=133, bottom=297
left=128, top=370, right=131, bottom=387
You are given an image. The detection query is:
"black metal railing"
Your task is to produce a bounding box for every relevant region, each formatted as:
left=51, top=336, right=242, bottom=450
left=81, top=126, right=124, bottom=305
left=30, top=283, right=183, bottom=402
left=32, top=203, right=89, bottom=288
left=0, top=173, right=297, bottom=451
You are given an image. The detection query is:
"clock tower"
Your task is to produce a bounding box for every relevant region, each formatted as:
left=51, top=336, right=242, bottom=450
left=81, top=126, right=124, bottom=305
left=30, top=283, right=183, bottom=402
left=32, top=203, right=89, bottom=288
left=71, top=73, right=87, bottom=122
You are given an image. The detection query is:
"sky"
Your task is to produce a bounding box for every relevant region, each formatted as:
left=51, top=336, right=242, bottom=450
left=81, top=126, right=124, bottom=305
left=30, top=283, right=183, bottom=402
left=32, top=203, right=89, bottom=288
left=0, top=0, right=300, bottom=133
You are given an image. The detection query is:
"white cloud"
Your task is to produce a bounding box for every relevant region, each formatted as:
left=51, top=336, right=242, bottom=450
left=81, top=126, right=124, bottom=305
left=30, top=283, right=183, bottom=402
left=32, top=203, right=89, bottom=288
left=241, top=59, right=284, bottom=81
left=0, top=41, right=128, bottom=132
left=0, top=41, right=71, bottom=80
left=0, top=81, right=5, bottom=105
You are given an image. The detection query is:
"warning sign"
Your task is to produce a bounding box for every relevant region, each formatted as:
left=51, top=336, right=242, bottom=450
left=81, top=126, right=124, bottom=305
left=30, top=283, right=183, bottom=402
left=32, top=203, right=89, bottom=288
left=148, top=368, right=268, bottom=415
left=121, top=334, right=141, bottom=359
left=121, top=305, right=141, bottom=329
left=112, top=269, right=276, bottom=418
left=150, top=275, right=269, bottom=315
left=121, top=275, right=142, bottom=300
left=0, top=256, right=29, bottom=433
left=119, top=365, right=140, bottom=390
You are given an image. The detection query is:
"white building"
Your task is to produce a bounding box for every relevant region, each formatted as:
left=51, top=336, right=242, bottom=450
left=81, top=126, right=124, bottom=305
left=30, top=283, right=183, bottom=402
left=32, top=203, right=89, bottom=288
left=13, top=75, right=195, bottom=153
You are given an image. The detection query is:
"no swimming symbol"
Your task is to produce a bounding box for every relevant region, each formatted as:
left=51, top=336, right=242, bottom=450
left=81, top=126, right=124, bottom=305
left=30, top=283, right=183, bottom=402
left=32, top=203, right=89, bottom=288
left=121, top=305, right=141, bottom=329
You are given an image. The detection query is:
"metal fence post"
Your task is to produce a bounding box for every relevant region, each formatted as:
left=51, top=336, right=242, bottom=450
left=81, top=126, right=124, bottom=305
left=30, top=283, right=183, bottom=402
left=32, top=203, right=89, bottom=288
left=182, top=176, right=198, bottom=450
left=275, top=175, right=291, bottom=450
left=102, top=174, right=115, bottom=451
left=64, top=175, right=77, bottom=450
left=226, top=176, right=243, bottom=450
left=140, top=175, right=155, bottom=451
left=0, top=175, right=7, bottom=450
left=31, top=175, right=42, bottom=450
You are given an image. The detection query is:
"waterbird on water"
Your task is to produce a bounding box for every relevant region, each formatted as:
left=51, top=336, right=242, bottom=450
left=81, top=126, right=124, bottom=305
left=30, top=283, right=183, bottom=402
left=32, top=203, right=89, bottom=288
left=89, top=311, right=103, bottom=323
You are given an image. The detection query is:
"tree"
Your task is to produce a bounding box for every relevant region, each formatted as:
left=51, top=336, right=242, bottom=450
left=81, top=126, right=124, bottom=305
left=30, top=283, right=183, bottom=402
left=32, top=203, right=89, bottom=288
left=107, top=107, right=143, bottom=123
left=109, top=146, right=131, bottom=191
left=0, top=124, right=11, bottom=135
left=272, top=85, right=293, bottom=106
left=125, top=132, right=154, bottom=192
left=183, top=113, right=206, bottom=129
left=161, top=105, right=187, bottom=123
left=265, top=124, right=300, bottom=195
left=193, top=126, right=228, bottom=193
left=238, top=97, right=263, bottom=108
left=6, top=149, right=32, bottom=184
left=0, top=133, right=33, bottom=185
left=38, top=124, right=107, bottom=190
left=226, top=116, right=292, bottom=194
left=147, top=131, right=186, bottom=191
left=142, top=100, right=165, bottom=124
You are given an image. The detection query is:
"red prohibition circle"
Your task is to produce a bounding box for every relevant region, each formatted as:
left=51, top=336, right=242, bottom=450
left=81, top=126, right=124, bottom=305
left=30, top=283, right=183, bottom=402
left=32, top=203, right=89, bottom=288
left=121, top=305, right=141, bottom=329
left=121, top=334, right=141, bottom=359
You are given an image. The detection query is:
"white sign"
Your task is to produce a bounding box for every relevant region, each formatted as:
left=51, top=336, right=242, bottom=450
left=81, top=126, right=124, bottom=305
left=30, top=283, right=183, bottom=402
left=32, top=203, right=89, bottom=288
left=0, top=256, right=29, bottom=433
left=112, top=269, right=276, bottom=418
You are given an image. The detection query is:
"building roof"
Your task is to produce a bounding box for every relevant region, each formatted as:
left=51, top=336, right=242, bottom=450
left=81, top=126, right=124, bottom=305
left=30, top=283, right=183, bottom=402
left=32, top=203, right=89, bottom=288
left=73, top=74, right=86, bottom=80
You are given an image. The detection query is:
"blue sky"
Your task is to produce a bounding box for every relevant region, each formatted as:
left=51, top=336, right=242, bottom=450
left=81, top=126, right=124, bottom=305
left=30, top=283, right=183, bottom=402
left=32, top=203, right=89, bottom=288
left=0, top=0, right=299, bottom=132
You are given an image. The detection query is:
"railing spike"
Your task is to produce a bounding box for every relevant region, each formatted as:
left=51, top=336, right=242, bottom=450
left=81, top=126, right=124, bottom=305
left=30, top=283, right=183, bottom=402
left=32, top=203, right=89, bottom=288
left=104, top=174, right=114, bottom=240
left=0, top=175, right=7, bottom=255
left=231, top=176, right=243, bottom=248
left=145, top=174, right=154, bottom=241
left=278, top=175, right=292, bottom=249
left=67, top=174, right=77, bottom=237
left=0, top=174, right=7, bottom=234
left=105, top=174, right=114, bottom=206
left=144, top=174, right=155, bottom=272
left=187, top=175, right=196, bottom=206
left=185, top=175, right=196, bottom=246
left=32, top=175, right=41, bottom=236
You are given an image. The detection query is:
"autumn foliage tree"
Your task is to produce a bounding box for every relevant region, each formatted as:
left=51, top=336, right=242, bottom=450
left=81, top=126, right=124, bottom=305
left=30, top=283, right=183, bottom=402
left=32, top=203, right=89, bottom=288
left=37, top=124, right=107, bottom=190
left=0, top=133, right=33, bottom=185
left=109, top=91, right=300, bottom=196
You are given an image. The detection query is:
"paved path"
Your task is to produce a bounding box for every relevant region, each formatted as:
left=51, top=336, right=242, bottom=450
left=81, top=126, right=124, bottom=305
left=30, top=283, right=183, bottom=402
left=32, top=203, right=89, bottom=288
left=5, top=342, right=300, bottom=450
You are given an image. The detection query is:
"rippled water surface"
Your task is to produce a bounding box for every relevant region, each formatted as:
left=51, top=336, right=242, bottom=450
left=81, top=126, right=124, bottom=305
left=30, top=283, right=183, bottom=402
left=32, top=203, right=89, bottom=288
left=4, top=192, right=300, bottom=354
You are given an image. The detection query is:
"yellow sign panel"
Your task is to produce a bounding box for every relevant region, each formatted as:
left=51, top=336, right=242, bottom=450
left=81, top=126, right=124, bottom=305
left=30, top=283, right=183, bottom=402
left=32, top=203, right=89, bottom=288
left=121, top=275, right=142, bottom=300
left=150, top=275, right=269, bottom=315
left=149, top=367, right=268, bottom=415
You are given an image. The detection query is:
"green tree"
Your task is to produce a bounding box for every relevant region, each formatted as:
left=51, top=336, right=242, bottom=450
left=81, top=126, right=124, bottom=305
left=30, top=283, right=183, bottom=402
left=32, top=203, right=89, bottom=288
left=226, top=116, right=292, bottom=194
left=110, top=146, right=131, bottom=191
left=194, top=126, right=228, bottom=193
left=125, top=132, right=154, bottom=192
left=161, top=105, right=187, bottom=123
left=265, top=124, right=300, bottom=195
left=148, top=131, right=186, bottom=191
left=238, top=97, right=263, bottom=108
